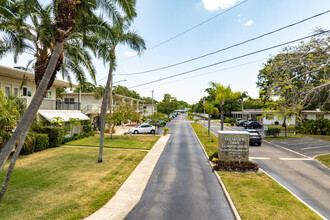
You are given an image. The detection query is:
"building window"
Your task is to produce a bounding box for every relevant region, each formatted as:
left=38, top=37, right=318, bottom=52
left=45, top=90, right=51, bottom=99
left=14, top=88, right=19, bottom=97
left=23, top=87, right=32, bottom=97
left=5, top=87, right=10, bottom=96
left=64, top=98, right=74, bottom=104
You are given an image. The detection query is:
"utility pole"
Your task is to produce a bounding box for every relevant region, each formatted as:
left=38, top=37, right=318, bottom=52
left=151, top=90, right=154, bottom=115
left=241, top=98, right=244, bottom=119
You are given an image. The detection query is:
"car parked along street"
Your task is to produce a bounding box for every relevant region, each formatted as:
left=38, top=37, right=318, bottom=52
left=241, top=129, right=262, bottom=146
left=128, top=124, right=156, bottom=134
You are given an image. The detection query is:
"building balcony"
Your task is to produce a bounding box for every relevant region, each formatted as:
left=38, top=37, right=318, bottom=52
left=21, top=98, right=81, bottom=110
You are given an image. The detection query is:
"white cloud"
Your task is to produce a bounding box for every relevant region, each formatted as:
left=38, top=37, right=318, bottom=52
left=245, top=19, right=254, bottom=26
left=202, top=0, right=238, bottom=11
left=124, top=51, right=137, bottom=57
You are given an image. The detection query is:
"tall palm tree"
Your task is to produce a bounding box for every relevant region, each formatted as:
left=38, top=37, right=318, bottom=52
left=0, top=0, right=137, bottom=201
left=95, top=16, right=145, bottom=162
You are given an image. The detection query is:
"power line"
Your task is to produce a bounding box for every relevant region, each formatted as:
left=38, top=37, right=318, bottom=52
left=118, top=9, right=330, bottom=76
left=129, top=31, right=330, bottom=89
left=141, top=59, right=267, bottom=89
left=119, top=0, right=248, bottom=62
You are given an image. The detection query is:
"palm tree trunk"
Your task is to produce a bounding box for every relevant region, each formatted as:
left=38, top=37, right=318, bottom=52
left=98, top=62, right=113, bottom=163
left=0, top=41, right=64, bottom=174
left=0, top=129, right=28, bottom=200
left=108, top=72, right=114, bottom=136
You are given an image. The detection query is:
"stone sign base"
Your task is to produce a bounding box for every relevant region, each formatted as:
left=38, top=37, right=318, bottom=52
left=218, top=131, right=250, bottom=163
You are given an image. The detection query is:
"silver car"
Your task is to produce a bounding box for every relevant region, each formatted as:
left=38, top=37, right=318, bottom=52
left=128, top=124, right=156, bottom=134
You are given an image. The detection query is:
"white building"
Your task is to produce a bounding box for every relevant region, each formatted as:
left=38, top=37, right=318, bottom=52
left=62, top=92, right=144, bottom=129
left=231, top=109, right=330, bottom=125
left=0, top=65, right=89, bottom=124
left=142, top=104, right=157, bottom=116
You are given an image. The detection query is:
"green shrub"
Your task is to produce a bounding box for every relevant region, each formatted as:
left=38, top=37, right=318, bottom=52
left=40, top=127, right=64, bottom=148
left=296, top=118, right=330, bottom=135
left=265, top=127, right=281, bottom=137
left=34, top=133, right=49, bottom=151
left=163, top=127, right=170, bottom=135
left=81, top=120, right=93, bottom=134
left=20, top=133, right=35, bottom=155
left=0, top=130, right=11, bottom=153
left=224, top=117, right=236, bottom=124
left=209, top=151, right=218, bottom=161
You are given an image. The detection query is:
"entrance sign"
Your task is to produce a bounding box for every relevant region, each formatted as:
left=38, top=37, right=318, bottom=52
left=218, top=131, right=250, bottom=162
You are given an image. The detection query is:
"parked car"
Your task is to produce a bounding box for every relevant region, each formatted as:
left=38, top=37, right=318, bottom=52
left=242, top=129, right=262, bottom=146
left=243, top=121, right=262, bottom=129
left=236, top=120, right=249, bottom=126
left=169, top=114, right=175, bottom=118
left=128, top=124, right=156, bottom=134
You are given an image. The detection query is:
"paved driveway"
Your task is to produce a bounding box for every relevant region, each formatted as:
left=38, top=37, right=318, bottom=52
left=126, top=115, right=234, bottom=220
left=271, top=138, right=330, bottom=157
left=206, top=120, right=330, bottom=219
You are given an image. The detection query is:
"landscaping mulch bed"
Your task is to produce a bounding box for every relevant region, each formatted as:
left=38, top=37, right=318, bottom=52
left=213, top=160, right=259, bottom=172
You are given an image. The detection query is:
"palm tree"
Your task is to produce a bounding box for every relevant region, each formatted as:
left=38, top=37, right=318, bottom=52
left=95, top=16, right=146, bottom=162
left=209, top=82, right=241, bottom=130
left=0, top=0, right=137, bottom=201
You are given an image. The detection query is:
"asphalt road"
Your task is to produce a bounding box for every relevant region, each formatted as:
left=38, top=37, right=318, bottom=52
left=126, top=115, right=234, bottom=220
left=205, top=120, right=330, bottom=219
left=271, top=138, right=330, bottom=157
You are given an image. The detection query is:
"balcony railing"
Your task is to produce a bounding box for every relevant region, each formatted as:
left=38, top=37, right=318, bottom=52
left=40, top=99, right=81, bottom=110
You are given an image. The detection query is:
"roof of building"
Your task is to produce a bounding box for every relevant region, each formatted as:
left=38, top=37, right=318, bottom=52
left=62, top=92, right=144, bottom=102
left=0, top=65, right=78, bottom=88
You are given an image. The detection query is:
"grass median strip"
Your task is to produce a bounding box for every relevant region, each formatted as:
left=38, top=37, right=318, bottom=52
left=65, top=134, right=160, bottom=150
left=190, top=123, right=218, bottom=157
left=0, top=147, right=147, bottom=219
left=219, top=172, right=321, bottom=220
left=315, top=154, right=330, bottom=168
left=190, top=122, right=322, bottom=219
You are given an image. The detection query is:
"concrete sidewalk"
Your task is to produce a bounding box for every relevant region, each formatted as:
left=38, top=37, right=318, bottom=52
left=85, top=135, right=170, bottom=220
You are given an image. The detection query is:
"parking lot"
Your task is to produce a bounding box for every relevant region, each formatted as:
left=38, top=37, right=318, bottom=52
left=271, top=137, right=330, bottom=158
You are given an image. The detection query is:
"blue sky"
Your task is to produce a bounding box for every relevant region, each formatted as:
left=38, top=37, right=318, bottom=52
left=2, top=0, right=330, bottom=103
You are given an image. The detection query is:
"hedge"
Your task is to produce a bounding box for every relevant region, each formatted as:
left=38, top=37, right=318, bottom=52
left=40, top=127, right=64, bottom=148
left=20, top=133, right=35, bottom=155
left=34, top=133, right=49, bottom=151
left=296, top=118, right=330, bottom=135
left=265, top=127, right=281, bottom=137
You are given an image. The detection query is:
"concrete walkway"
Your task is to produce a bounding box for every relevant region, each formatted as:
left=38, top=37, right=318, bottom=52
left=126, top=115, right=234, bottom=219
left=85, top=135, right=170, bottom=220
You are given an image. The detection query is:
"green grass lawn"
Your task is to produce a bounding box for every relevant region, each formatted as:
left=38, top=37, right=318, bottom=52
left=190, top=123, right=321, bottom=219
left=65, top=134, right=160, bottom=150
left=315, top=154, right=330, bottom=168
left=186, top=115, right=194, bottom=121
left=0, top=147, right=147, bottom=219
left=264, top=134, right=330, bottom=142
left=219, top=172, right=321, bottom=220
left=211, top=120, right=232, bottom=126
left=190, top=123, right=218, bottom=158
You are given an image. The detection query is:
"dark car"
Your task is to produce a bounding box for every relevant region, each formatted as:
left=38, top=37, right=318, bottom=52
left=243, top=121, right=262, bottom=129
left=236, top=120, right=249, bottom=126
left=242, top=129, right=262, bottom=146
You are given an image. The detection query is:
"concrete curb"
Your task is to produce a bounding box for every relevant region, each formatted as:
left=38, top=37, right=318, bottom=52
left=85, top=135, right=170, bottom=220
left=259, top=168, right=326, bottom=220
left=199, top=122, right=328, bottom=219
left=190, top=123, right=242, bottom=220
